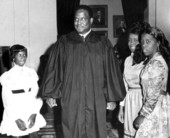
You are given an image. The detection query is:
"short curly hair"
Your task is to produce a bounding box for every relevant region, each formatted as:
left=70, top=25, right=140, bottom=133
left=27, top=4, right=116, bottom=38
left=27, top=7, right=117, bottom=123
left=74, top=5, right=93, bottom=18
left=10, top=44, right=27, bottom=61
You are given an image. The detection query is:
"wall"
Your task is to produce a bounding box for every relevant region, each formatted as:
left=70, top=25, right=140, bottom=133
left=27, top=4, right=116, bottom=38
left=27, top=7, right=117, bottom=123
left=80, top=0, right=123, bottom=45
left=148, top=0, right=170, bottom=42
left=0, top=0, right=57, bottom=70
left=0, top=0, right=123, bottom=70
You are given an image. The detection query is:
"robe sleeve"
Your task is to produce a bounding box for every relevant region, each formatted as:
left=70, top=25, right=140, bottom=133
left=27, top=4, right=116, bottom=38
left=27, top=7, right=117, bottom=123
left=119, top=77, right=127, bottom=106
left=119, top=58, right=129, bottom=106
left=40, top=37, right=65, bottom=99
left=139, top=60, right=166, bottom=117
left=103, top=37, right=126, bottom=102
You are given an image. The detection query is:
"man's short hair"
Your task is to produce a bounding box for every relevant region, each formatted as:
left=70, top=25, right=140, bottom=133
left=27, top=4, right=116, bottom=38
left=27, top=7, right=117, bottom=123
left=75, top=5, right=93, bottom=18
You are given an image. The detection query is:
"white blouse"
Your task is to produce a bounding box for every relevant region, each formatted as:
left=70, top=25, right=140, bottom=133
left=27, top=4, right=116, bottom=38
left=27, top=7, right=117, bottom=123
left=0, top=65, right=46, bottom=136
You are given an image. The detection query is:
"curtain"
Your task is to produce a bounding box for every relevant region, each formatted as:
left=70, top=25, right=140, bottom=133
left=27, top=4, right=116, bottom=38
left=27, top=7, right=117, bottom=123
left=121, top=0, right=147, bottom=28
left=57, top=0, right=80, bottom=38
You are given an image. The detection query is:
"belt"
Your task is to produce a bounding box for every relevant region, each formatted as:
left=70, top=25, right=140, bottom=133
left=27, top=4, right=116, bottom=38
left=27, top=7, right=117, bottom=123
left=128, top=87, right=141, bottom=90
left=12, top=88, right=31, bottom=94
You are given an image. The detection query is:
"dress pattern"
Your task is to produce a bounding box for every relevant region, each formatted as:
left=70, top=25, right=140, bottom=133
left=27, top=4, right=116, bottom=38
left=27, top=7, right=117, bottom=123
left=135, top=53, right=170, bottom=138
left=123, top=54, right=144, bottom=137
left=0, top=65, right=46, bottom=137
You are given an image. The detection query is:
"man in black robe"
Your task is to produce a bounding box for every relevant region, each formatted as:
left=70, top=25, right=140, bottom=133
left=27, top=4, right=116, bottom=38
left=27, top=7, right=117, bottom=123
left=40, top=5, right=126, bottom=138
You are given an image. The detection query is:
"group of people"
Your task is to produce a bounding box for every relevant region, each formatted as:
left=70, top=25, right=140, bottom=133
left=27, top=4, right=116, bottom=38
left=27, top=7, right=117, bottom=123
left=117, top=21, right=170, bottom=138
left=0, top=4, right=170, bottom=138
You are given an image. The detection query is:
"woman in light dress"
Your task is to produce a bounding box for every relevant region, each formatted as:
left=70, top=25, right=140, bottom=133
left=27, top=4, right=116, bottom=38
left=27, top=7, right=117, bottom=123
left=134, top=27, right=170, bottom=138
left=0, top=44, right=46, bottom=138
left=118, top=22, right=150, bottom=138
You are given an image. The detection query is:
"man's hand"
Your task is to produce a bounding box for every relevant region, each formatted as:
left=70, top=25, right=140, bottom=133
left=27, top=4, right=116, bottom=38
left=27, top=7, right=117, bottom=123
left=27, top=114, right=37, bottom=128
left=133, top=115, right=145, bottom=130
left=46, top=98, right=57, bottom=108
left=15, top=119, right=27, bottom=131
left=106, top=102, right=116, bottom=110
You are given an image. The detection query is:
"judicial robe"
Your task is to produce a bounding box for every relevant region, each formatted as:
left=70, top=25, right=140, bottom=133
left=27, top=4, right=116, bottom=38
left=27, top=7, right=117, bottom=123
left=41, top=31, right=126, bottom=138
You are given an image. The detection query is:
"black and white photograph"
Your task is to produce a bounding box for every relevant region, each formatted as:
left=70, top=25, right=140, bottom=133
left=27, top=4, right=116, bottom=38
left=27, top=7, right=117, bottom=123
left=89, top=5, right=108, bottom=28
left=113, top=15, right=126, bottom=37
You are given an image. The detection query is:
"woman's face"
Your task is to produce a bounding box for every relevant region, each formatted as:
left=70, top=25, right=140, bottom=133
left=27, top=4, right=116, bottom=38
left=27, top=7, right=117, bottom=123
left=128, top=33, right=139, bottom=53
left=14, top=51, right=27, bottom=66
left=141, top=33, right=159, bottom=57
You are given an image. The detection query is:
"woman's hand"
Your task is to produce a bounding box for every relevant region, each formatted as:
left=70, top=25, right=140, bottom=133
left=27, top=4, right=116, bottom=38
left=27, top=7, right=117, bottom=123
left=133, top=115, right=145, bottom=130
left=15, top=119, right=27, bottom=131
left=118, top=105, right=124, bottom=123
left=28, top=114, right=37, bottom=128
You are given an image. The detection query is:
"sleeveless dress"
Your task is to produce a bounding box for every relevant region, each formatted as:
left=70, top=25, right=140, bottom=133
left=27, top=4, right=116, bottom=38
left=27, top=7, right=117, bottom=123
left=122, top=54, right=144, bottom=137
left=0, top=65, right=46, bottom=137
left=135, top=53, right=170, bottom=138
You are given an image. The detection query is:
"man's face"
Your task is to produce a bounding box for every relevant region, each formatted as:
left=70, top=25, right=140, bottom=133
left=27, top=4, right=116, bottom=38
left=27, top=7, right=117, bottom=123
left=74, top=9, right=93, bottom=35
left=97, top=11, right=101, bottom=18
left=120, top=21, right=124, bottom=27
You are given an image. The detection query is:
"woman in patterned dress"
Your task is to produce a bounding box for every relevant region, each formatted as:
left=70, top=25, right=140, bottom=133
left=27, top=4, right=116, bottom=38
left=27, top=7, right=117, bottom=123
left=0, top=44, right=46, bottom=138
left=118, top=22, right=150, bottom=138
left=134, top=27, right=170, bottom=138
